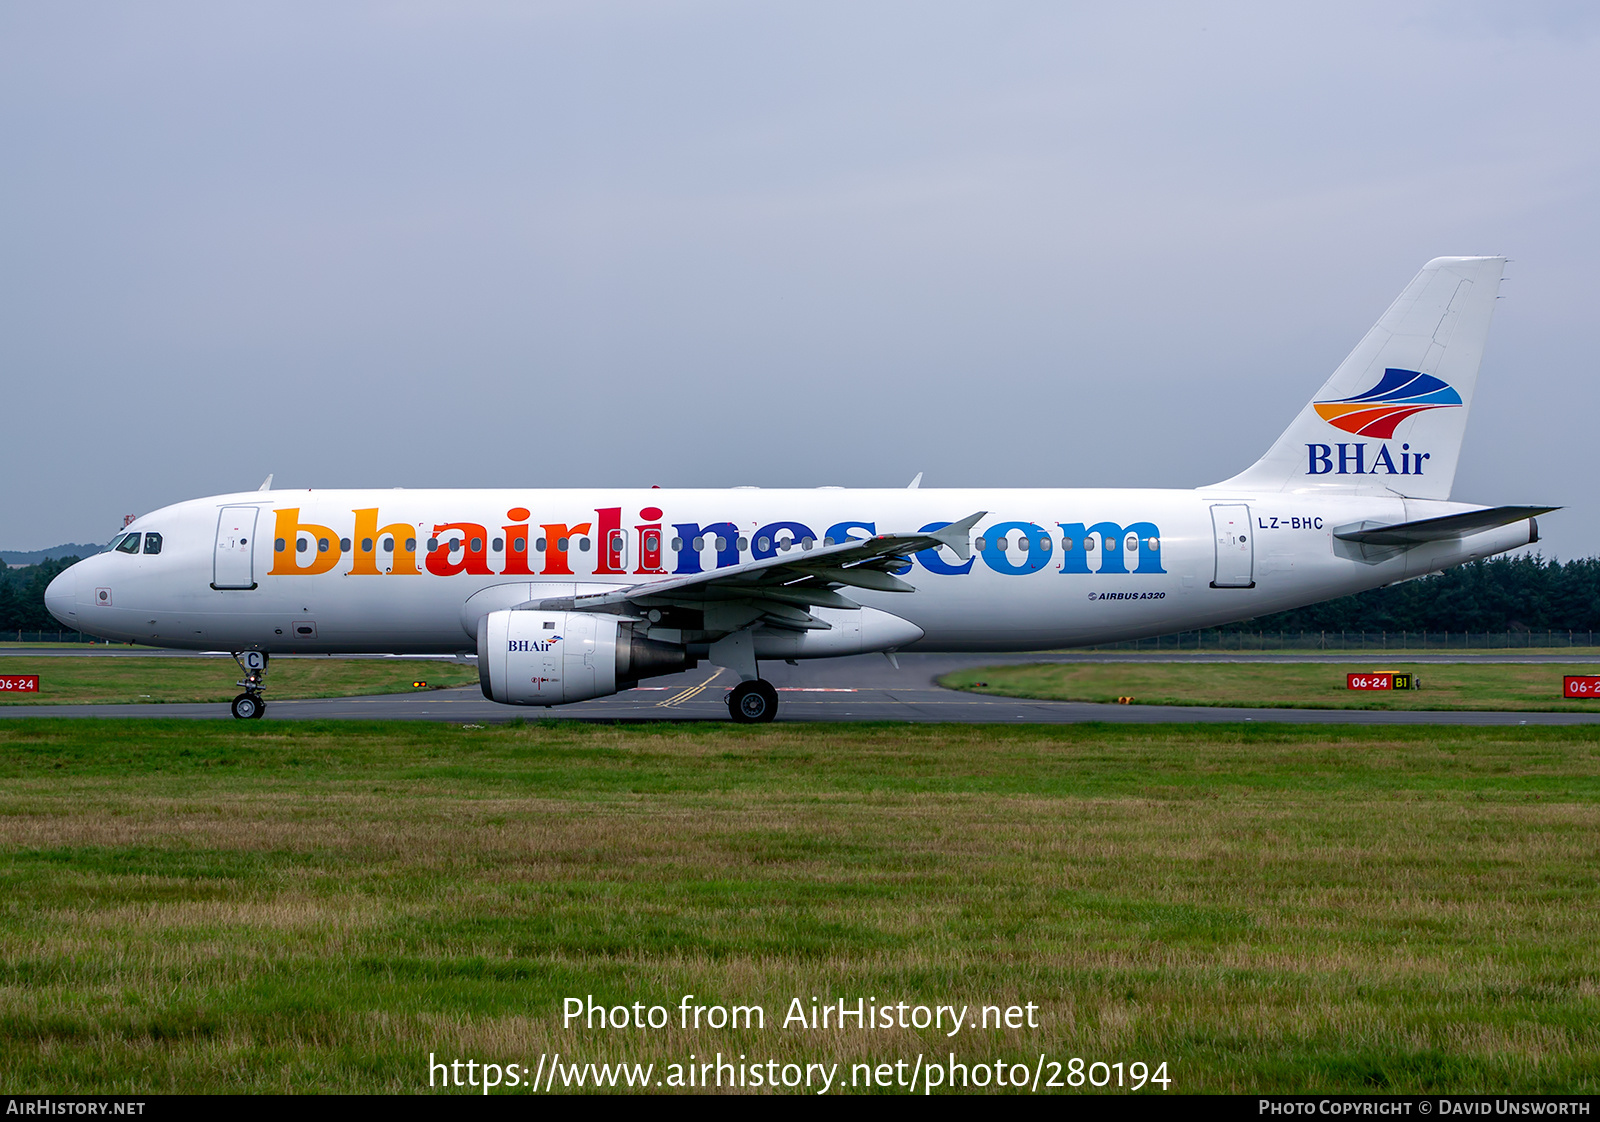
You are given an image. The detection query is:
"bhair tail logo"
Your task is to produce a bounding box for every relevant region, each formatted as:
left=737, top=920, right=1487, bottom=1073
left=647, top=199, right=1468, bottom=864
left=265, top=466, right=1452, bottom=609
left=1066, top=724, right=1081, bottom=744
left=1313, top=368, right=1461, bottom=438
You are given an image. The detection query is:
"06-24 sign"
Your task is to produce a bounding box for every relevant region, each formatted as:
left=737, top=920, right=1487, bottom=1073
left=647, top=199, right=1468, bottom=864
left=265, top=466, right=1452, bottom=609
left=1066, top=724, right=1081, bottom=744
left=1347, top=674, right=1393, bottom=691
left=1348, top=672, right=1415, bottom=691
left=1564, top=675, right=1600, bottom=698
left=0, top=676, right=39, bottom=692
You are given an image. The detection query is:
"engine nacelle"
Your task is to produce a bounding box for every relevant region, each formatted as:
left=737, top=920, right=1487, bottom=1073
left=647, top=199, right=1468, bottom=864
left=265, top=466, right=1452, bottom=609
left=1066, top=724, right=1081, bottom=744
left=477, top=609, right=693, bottom=706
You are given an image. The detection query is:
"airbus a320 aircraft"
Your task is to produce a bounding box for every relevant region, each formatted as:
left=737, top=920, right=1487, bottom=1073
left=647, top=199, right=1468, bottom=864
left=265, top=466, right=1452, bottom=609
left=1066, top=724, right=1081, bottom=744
left=46, top=257, right=1552, bottom=721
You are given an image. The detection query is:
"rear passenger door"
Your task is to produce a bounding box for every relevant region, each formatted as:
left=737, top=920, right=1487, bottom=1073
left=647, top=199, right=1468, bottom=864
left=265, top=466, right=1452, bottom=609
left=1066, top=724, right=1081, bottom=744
left=1210, top=504, right=1254, bottom=589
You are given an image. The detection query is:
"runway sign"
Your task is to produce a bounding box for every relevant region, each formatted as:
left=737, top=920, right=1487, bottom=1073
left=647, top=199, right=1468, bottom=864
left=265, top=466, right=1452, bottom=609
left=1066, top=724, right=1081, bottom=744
left=1348, top=672, right=1416, bottom=691
left=0, top=675, right=39, bottom=692
left=1563, top=675, right=1600, bottom=698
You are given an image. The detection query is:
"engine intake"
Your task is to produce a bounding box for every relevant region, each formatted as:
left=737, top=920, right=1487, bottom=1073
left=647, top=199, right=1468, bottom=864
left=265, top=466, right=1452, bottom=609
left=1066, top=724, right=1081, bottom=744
left=477, top=609, right=692, bottom=706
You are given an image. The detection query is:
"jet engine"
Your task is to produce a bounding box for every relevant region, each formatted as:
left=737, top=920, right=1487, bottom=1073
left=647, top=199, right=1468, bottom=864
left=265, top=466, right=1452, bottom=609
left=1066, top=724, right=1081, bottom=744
left=477, top=609, right=693, bottom=705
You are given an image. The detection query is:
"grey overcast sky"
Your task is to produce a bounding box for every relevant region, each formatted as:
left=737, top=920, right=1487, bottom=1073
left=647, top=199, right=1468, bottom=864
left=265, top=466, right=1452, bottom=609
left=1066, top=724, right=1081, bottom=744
left=3, top=2, right=1597, bottom=555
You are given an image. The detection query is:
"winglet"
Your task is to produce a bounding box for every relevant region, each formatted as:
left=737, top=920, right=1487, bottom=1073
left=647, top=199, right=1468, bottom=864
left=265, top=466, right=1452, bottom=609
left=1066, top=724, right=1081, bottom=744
left=257, top=474, right=274, bottom=492
left=927, top=511, right=986, bottom=561
left=907, top=472, right=923, bottom=489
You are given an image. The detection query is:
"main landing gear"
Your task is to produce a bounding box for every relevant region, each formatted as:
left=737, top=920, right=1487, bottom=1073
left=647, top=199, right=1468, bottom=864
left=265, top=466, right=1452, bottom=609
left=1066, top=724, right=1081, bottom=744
left=727, top=679, right=778, bottom=723
left=231, top=651, right=268, bottom=719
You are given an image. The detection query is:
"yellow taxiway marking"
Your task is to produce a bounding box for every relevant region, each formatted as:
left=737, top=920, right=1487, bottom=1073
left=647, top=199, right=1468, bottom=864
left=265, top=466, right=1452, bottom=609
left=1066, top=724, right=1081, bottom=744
left=657, top=668, right=725, bottom=708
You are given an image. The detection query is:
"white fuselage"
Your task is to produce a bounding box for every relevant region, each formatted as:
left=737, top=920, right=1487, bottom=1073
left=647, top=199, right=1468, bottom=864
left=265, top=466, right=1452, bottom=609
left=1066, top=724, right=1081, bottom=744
left=46, top=487, right=1533, bottom=654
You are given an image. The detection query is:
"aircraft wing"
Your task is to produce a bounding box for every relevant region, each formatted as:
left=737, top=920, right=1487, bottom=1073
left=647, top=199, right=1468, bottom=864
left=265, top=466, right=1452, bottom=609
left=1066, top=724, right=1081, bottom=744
left=528, top=511, right=986, bottom=630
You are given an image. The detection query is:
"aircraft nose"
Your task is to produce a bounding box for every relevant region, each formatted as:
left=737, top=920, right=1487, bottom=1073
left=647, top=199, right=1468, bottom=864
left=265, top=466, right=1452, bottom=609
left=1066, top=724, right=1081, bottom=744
left=44, top=565, right=79, bottom=629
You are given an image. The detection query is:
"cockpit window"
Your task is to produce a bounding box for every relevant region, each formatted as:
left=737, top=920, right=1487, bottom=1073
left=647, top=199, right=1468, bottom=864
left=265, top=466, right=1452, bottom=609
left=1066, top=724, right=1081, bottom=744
left=142, top=532, right=162, bottom=555
left=114, top=533, right=141, bottom=554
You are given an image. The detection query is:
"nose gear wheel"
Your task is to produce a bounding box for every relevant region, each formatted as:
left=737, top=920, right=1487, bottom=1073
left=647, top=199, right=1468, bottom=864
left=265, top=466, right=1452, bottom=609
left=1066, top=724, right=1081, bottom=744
left=230, top=651, right=269, bottom=719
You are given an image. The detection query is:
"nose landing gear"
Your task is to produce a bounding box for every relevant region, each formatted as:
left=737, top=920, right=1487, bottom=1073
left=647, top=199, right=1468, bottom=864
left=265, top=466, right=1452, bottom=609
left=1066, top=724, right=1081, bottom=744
left=231, top=651, right=268, bottom=719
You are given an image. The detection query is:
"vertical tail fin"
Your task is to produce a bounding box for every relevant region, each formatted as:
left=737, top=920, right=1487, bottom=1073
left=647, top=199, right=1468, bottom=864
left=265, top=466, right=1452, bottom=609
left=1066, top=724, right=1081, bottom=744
left=1211, top=256, right=1506, bottom=499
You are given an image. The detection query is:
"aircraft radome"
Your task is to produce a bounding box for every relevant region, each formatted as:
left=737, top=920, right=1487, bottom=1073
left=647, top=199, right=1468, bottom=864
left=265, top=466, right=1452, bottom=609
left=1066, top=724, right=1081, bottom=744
left=46, top=257, right=1553, bottom=721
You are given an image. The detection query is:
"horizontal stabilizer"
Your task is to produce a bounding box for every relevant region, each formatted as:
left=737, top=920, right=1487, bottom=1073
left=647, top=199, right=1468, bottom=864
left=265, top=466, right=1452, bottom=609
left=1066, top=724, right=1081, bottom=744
left=1333, top=505, right=1557, bottom=546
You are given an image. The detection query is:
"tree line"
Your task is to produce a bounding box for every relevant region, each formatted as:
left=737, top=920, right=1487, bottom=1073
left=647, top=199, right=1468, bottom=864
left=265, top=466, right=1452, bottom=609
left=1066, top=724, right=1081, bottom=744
left=1239, top=554, right=1600, bottom=633
left=4, top=552, right=1600, bottom=636
left=0, top=556, right=79, bottom=632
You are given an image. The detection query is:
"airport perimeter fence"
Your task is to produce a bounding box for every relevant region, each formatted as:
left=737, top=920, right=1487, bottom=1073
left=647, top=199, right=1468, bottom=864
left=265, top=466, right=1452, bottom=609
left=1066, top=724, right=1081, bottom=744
left=1093, top=629, right=1600, bottom=652
left=6, top=630, right=101, bottom=644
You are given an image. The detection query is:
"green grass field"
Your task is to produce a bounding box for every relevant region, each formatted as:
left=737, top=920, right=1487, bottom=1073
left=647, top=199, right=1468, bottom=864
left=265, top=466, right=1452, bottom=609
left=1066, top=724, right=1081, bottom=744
left=941, top=662, right=1600, bottom=711
left=0, top=719, right=1596, bottom=1093
left=0, top=656, right=480, bottom=705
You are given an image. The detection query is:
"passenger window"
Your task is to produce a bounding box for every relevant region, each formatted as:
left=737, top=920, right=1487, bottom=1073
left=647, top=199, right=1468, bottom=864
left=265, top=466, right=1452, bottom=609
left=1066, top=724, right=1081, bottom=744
left=536, top=537, right=548, bottom=551
left=339, top=538, right=351, bottom=551
left=405, top=538, right=416, bottom=552
left=974, top=537, right=986, bottom=551
left=492, top=538, right=503, bottom=551
left=427, top=538, right=439, bottom=551
left=362, top=538, right=374, bottom=552
left=142, top=532, right=162, bottom=555
left=578, top=537, right=591, bottom=552
left=297, top=538, right=309, bottom=553
left=318, top=538, right=330, bottom=552
left=470, top=537, right=483, bottom=552
left=115, top=533, right=141, bottom=554
left=276, top=538, right=287, bottom=552
left=513, top=537, right=526, bottom=552
left=382, top=538, right=393, bottom=551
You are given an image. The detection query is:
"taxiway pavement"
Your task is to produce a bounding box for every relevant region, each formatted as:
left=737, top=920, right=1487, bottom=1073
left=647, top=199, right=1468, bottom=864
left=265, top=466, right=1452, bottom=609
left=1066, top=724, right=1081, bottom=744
left=3, top=652, right=1598, bottom=725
